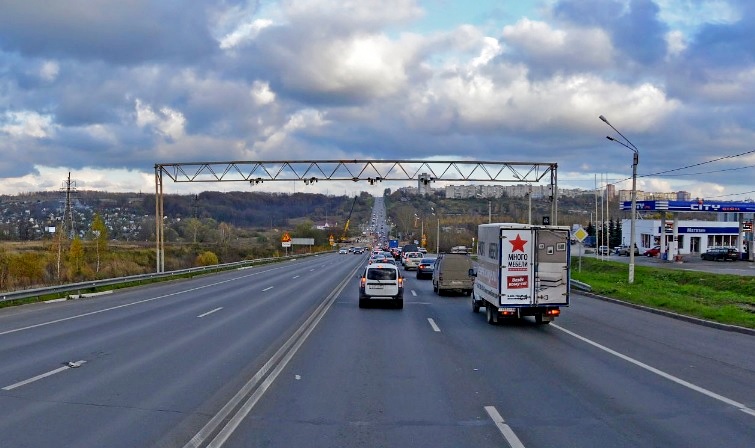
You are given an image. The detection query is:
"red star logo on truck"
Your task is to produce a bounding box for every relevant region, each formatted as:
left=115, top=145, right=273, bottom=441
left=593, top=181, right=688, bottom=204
left=509, top=234, right=527, bottom=252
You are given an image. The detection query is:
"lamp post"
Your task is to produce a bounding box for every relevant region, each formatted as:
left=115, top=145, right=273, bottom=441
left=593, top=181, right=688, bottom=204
left=599, top=115, right=639, bottom=284
left=431, top=207, right=440, bottom=255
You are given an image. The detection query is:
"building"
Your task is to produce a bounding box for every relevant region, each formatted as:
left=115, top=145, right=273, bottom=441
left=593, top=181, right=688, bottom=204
left=621, top=219, right=745, bottom=256
left=605, top=184, right=616, bottom=200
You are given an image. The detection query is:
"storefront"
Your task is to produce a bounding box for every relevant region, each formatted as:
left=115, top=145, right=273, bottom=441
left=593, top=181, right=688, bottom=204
left=621, top=219, right=743, bottom=256
left=619, top=200, right=754, bottom=259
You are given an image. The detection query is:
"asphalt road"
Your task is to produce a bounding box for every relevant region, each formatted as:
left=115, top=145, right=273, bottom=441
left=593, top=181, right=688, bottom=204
left=1, top=252, right=753, bottom=447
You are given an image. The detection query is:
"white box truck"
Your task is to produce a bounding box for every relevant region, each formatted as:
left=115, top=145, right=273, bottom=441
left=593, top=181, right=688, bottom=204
left=471, top=223, right=570, bottom=325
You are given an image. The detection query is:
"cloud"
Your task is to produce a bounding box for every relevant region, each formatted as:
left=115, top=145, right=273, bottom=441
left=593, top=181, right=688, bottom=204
left=0, top=0, right=219, bottom=64
left=135, top=99, right=186, bottom=141
left=1, top=111, right=56, bottom=138
left=501, top=18, right=614, bottom=75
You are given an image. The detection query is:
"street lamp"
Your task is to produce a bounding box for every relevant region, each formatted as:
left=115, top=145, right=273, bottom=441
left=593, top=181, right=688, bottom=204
left=431, top=207, right=440, bottom=255
left=599, top=115, right=639, bottom=284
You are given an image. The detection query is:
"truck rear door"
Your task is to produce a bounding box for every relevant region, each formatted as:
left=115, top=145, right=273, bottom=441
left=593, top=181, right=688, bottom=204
left=532, top=227, right=570, bottom=306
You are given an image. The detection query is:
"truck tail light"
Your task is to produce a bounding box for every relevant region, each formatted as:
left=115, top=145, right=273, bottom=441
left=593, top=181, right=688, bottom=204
left=546, top=308, right=560, bottom=316
left=398, top=278, right=404, bottom=287
left=360, top=277, right=366, bottom=287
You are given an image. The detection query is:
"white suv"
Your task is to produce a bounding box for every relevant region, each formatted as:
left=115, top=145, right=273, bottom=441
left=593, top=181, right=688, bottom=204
left=358, top=263, right=404, bottom=309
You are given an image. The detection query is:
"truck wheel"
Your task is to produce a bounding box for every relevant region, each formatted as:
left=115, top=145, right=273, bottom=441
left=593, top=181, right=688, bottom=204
left=358, top=299, right=368, bottom=309
left=535, top=314, right=551, bottom=325
left=472, top=295, right=480, bottom=313
left=486, top=306, right=497, bottom=325
left=394, top=298, right=404, bottom=309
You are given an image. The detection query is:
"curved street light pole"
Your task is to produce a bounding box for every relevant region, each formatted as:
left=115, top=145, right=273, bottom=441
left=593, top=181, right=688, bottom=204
left=599, top=115, right=639, bottom=284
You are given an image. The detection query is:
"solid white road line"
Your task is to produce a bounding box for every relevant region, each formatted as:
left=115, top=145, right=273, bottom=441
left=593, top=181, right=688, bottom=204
left=2, top=361, right=87, bottom=391
left=552, top=324, right=755, bottom=418
left=262, top=286, right=274, bottom=292
left=484, top=405, right=526, bottom=448
left=427, top=318, right=441, bottom=332
left=197, top=307, right=223, bottom=318
left=411, top=290, right=417, bottom=296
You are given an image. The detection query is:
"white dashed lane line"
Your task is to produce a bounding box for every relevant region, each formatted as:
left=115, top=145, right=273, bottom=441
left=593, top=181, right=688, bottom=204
left=3, top=361, right=87, bottom=391
left=197, top=307, right=223, bottom=318
left=485, top=406, right=526, bottom=448
left=411, top=290, right=417, bottom=296
left=427, top=318, right=441, bottom=332
left=262, top=286, right=274, bottom=292
left=293, top=275, right=300, bottom=279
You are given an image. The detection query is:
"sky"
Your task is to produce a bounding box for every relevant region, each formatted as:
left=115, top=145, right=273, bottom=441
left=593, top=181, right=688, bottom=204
left=1, top=0, right=755, bottom=201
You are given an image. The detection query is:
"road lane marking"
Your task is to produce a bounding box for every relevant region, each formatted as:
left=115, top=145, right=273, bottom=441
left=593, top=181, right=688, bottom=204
left=484, top=406, right=526, bottom=448
left=552, top=324, right=755, bottom=418
left=185, top=262, right=361, bottom=448
left=197, top=307, right=223, bottom=318
left=0, top=264, right=292, bottom=337
left=292, top=275, right=300, bottom=279
left=427, top=318, right=441, bottom=332
left=411, top=290, right=417, bottom=296
left=2, top=361, right=87, bottom=391
left=262, top=286, right=274, bottom=292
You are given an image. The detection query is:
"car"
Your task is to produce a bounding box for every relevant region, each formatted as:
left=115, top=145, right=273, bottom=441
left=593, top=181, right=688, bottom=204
left=338, top=248, right=348, bottom=254
left=644, top=245, right=662, bottom=257
left=353, top=247, right=364, bottom=254
left=416, top=257, right=436, bottom=279
left=403, top=252, right=424, bottom=270
left=598, top=245, right=610, bottom=255
left=701, top=247, right=739, bottom=261
left=432, top=252, right=474, bottom=295
left=617, top=245, right=640, bottom=256
left=358, top=263, right=404, bottom=309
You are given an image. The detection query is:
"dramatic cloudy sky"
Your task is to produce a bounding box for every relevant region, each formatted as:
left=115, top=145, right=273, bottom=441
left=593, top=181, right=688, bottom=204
left=1, top=0, right=754, bottom=200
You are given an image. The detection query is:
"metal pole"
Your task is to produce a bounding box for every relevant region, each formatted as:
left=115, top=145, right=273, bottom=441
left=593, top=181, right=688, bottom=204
left=154, top=166, right=161, bottom=273
left=436, top=217, right=440, bottom=255
left=528, top=185, right=532, bottom=225
left=629, top=151, right=638, bottom=283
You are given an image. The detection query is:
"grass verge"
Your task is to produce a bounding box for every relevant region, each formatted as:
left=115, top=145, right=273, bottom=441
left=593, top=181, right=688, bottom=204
left=571, top=258, right=755, bottom=329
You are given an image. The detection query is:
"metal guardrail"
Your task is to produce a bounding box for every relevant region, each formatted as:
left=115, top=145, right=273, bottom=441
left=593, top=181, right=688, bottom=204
left=1, top=252, right=326, bottom=303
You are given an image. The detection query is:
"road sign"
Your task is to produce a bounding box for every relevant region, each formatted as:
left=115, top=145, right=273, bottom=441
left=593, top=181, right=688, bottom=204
left=281, top=241, right=291, bottom=248
left=281, top=232, right=292, bottom=242
left=573, top=226, right=588, bottom=243
left=542, top=216, right=550, bottom=225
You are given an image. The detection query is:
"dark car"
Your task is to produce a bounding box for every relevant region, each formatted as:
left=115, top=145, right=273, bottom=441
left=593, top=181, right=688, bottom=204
left=416, top=257, right=436, bottom=279
left=701, top=247, right=739, bottom=261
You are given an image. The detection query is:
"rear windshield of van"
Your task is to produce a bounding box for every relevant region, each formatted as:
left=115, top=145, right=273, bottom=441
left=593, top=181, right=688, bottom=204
left=367, top=268, right=398, bottom=280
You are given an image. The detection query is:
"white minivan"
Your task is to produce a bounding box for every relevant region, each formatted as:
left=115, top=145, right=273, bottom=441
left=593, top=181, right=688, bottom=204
left=358, top=263, right=404, bottom=309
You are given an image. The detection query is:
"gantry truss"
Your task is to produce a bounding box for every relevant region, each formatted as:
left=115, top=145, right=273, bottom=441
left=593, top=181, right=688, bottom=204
left=154, top=160, right=560, bottom=272
left=156, top=160, right=556, bottom=185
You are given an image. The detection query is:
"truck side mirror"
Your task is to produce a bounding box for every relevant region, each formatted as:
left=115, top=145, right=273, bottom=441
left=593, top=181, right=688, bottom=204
left=468, top=268, right=476, bottom=277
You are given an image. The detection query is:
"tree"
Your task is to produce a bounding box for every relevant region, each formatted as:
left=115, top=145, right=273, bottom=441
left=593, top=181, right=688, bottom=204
left=68, top=236, right=85, bottom=278
left=195, top=251, right=219, bottom=266
left=91, top=213, right=108, bottom=274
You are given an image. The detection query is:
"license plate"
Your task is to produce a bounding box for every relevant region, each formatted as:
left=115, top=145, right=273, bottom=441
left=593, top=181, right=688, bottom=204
left=369, top=285, right=384, bottom=289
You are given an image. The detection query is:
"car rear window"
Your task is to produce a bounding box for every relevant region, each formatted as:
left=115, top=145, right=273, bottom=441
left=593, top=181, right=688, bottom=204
left=367, top=268, right=398, bottom=280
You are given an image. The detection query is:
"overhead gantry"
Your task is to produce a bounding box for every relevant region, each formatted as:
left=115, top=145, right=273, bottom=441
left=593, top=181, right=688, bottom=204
left=154, top=160, right=560, bottom=272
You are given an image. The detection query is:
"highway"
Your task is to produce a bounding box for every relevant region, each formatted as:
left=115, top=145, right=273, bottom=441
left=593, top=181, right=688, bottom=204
left=1, top=251, right=754, bottom=447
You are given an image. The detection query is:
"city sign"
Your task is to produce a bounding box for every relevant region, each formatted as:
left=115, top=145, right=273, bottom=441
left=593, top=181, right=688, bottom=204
left=620, top=200, right=755, bottom=213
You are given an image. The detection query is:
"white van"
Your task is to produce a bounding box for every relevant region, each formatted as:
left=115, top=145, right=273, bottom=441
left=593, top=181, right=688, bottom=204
left=358, top=263, right=404, bottom=309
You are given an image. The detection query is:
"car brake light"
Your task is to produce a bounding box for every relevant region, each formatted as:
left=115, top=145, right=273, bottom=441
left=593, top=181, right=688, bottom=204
left=360, top=277, right=366, bottom=287
left=398, top=278, right=404, bottom=287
